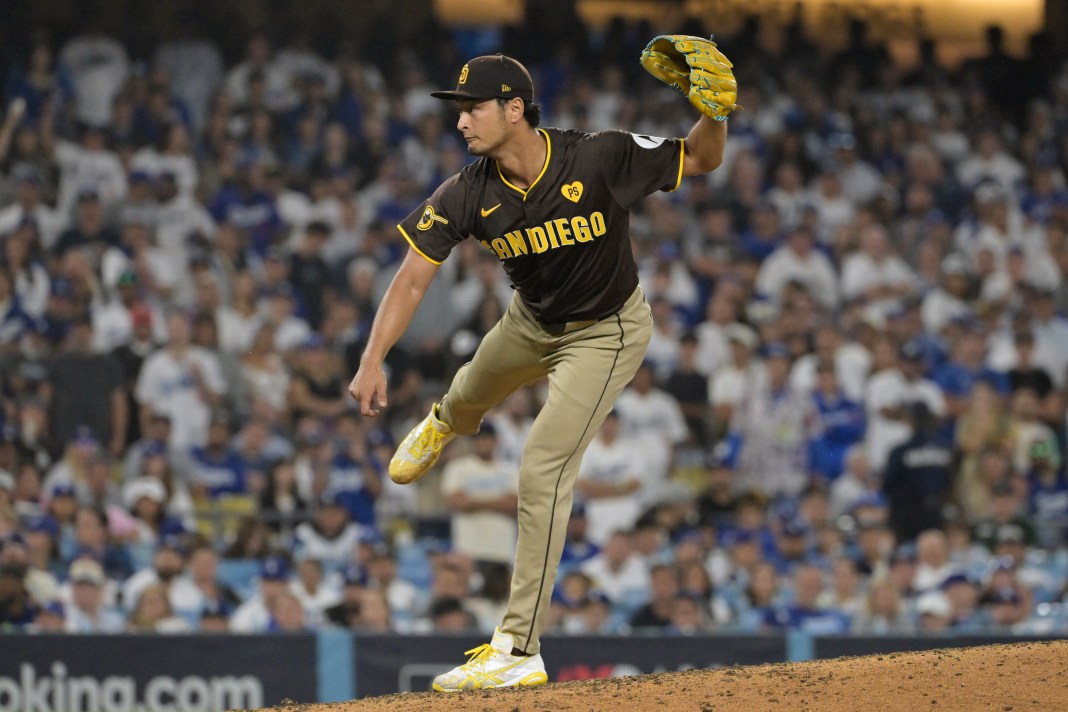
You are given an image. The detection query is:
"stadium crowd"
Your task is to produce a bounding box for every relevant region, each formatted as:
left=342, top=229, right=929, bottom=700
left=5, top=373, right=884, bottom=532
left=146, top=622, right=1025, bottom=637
left=2, top=9, right=1068, bottom=640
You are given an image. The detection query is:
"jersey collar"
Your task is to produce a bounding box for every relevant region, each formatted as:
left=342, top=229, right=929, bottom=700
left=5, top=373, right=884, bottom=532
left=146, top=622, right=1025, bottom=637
left=495, top=128, right=551, bottom=201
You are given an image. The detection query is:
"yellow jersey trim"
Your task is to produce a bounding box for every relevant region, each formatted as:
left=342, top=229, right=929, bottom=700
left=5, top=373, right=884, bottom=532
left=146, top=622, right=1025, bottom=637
left=669, top=140, right=685, bottom=192
left=496, top=128, right=552, bottom=201
left=396, top=224, right=443, bottom=265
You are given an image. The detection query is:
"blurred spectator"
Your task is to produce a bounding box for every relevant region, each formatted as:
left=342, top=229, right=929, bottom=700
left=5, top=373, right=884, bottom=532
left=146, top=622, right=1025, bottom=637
left=293, top=492, right=363, bottom=565
left=323, top=563, right=368, bottom=630
left=628, top=563, right=679, bottom=630
left=267, top=588, right=308, bottom=632
left=430, top=596, right=478, bottom=632
left=852, top=575, right=912, bottom=635
left=441, top=422, right=518, bottom=566
left=288, top=333, right=349, bottom=421
left=230, top=554, right=292, bottom=632
left=1025, top=440, right=1068, bottom=547
left=223, top=517, right=271, bottom=560
left=187, top=413, right=247, bottom=499
left=135, top=311, right=226, bottom=451
left=121, top=534, right=199, bottom=614
left=763, top=564, right=849, bottom=633
left=755, top=227, right=839, bottom=310
left=45, top=315, right=126, bottom=456
left=324, top=413, right=382, bottom=531
left=258, top=456, right=310, bottom=541
left=576, top=411, right=643, bottom=546
left=730, top=343, right=809, bottom=498
left=69, top=506, right=133, bottom=580
left=63, top=557, right=124, bottom=632
left=558, top=502, right=599, bottom=576
left=126, top=582, right=191, bottom=632
left=580, top=530, right=650, bottom=609
left=807, top=359, right=866, bottom=483
left=615, top=362, right=688, bottom=490
left=289, top=555, right=340, bottom=625
left=198, top=598, right=232, bottom=632
left=120, top=476, right=181, bottom=546
left=883, top=403, right=953, bottom=542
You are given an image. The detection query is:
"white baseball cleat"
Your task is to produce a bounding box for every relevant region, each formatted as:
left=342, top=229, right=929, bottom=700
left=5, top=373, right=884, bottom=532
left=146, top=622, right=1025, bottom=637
left=388, top=404, right=456, bottom=484
left=432, top=627, right=548, bottom=692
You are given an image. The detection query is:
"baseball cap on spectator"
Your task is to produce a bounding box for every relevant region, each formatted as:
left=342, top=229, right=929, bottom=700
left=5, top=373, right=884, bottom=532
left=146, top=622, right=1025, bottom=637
left=76, top=187, right=100, bottom=204
left=900, top=340, right=923, bottom=361
left=941, top=254, right=969, bottom=276
left=762, top=342, right=791, bottom=360
left=115, top=270, right=138, bottom=288
left=260, top=556, right=291, bottom=581
left=1028, top=438, right=1061, bottom=466
left=779, top=518, right=809, bottom=538
left=984, top=587, right=1022, bottom=606
left=974, top=182, right=1009, bottom=205
left=72, top=425, right=100, bottom=449
left=317, top=490, right=346, bottom=509
left=200, top=599, right=233, bottom=619
left=50, top=483, right=76, bottom=500
left=720, top=528, right=756, bottom=548
left=341, top=562, right=368, bottom=587
left=69, top=558, right=106, bottom=586
left=430, top=54, right=535, bottom=103
left=129, top=169, right=153, bottom=185
left=891, top=543, right=917, bottom=565
left=40, top=600, right=65, bottom=618
left=995, top=524, right=1026, bottom=546
left=915, top=590, right=952, bottom=618
left=827, top=132, right=856, bottom=151
left=940, top=573, right=973, bottom=591
left=22, top=515, right=59, bottom=539
left=725, top=324, right=759, bottom=351
left=157, top=534, right=188, bottom=557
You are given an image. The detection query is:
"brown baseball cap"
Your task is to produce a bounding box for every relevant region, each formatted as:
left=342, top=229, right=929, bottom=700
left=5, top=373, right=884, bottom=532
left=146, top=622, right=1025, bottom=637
left=431, top=54, right=534, bottom=103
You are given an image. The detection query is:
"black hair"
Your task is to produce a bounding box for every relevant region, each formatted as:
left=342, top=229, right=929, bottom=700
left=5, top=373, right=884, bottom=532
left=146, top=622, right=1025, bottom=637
left=496, top=98, right=542, bottom=128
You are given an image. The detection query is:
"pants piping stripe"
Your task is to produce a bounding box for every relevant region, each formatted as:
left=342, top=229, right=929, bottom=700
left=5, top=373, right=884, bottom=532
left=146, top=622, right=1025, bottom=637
left=522, top=313, right=627, bottom=651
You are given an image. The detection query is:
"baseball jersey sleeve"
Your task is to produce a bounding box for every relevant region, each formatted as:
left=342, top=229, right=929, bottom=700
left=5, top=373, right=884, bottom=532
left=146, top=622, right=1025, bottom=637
left=397, top=174, right=474, bottom=265
left=594, top=130, right=685, bottom=209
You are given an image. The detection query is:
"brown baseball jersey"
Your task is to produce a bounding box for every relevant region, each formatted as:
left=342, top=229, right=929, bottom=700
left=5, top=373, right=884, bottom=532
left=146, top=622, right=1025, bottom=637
left=398, top=127, right=685, bottom=324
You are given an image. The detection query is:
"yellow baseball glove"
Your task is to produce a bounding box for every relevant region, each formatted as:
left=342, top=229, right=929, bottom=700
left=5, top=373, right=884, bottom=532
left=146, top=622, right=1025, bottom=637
left=640, top=35, right=739, bottom=122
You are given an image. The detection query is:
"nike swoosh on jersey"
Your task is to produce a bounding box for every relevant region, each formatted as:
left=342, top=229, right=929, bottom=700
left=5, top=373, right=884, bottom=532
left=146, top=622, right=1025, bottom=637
left=480, top=204, right=502, bottom=217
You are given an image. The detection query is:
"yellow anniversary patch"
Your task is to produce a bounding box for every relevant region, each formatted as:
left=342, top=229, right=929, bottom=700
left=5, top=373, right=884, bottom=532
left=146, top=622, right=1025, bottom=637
left=561, top=182, right=583, bottom=203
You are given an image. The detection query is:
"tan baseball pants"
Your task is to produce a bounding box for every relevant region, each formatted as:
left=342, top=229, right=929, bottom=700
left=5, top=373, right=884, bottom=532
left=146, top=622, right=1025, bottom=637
left=437, top=285, right=652, bottom=654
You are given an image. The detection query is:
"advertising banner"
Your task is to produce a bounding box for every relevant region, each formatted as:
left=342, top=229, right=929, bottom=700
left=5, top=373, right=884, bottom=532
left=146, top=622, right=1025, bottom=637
left=0, top=635, right=318, bottom=712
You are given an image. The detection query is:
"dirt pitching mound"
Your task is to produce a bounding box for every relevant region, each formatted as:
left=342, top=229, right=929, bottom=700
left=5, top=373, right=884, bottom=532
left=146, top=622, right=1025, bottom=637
left=265, top=639, right=1067, bottom=712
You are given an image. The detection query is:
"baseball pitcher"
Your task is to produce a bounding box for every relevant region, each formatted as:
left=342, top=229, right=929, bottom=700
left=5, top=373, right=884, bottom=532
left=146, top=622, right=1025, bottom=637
left=348, top=36, right=737, bottom=691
